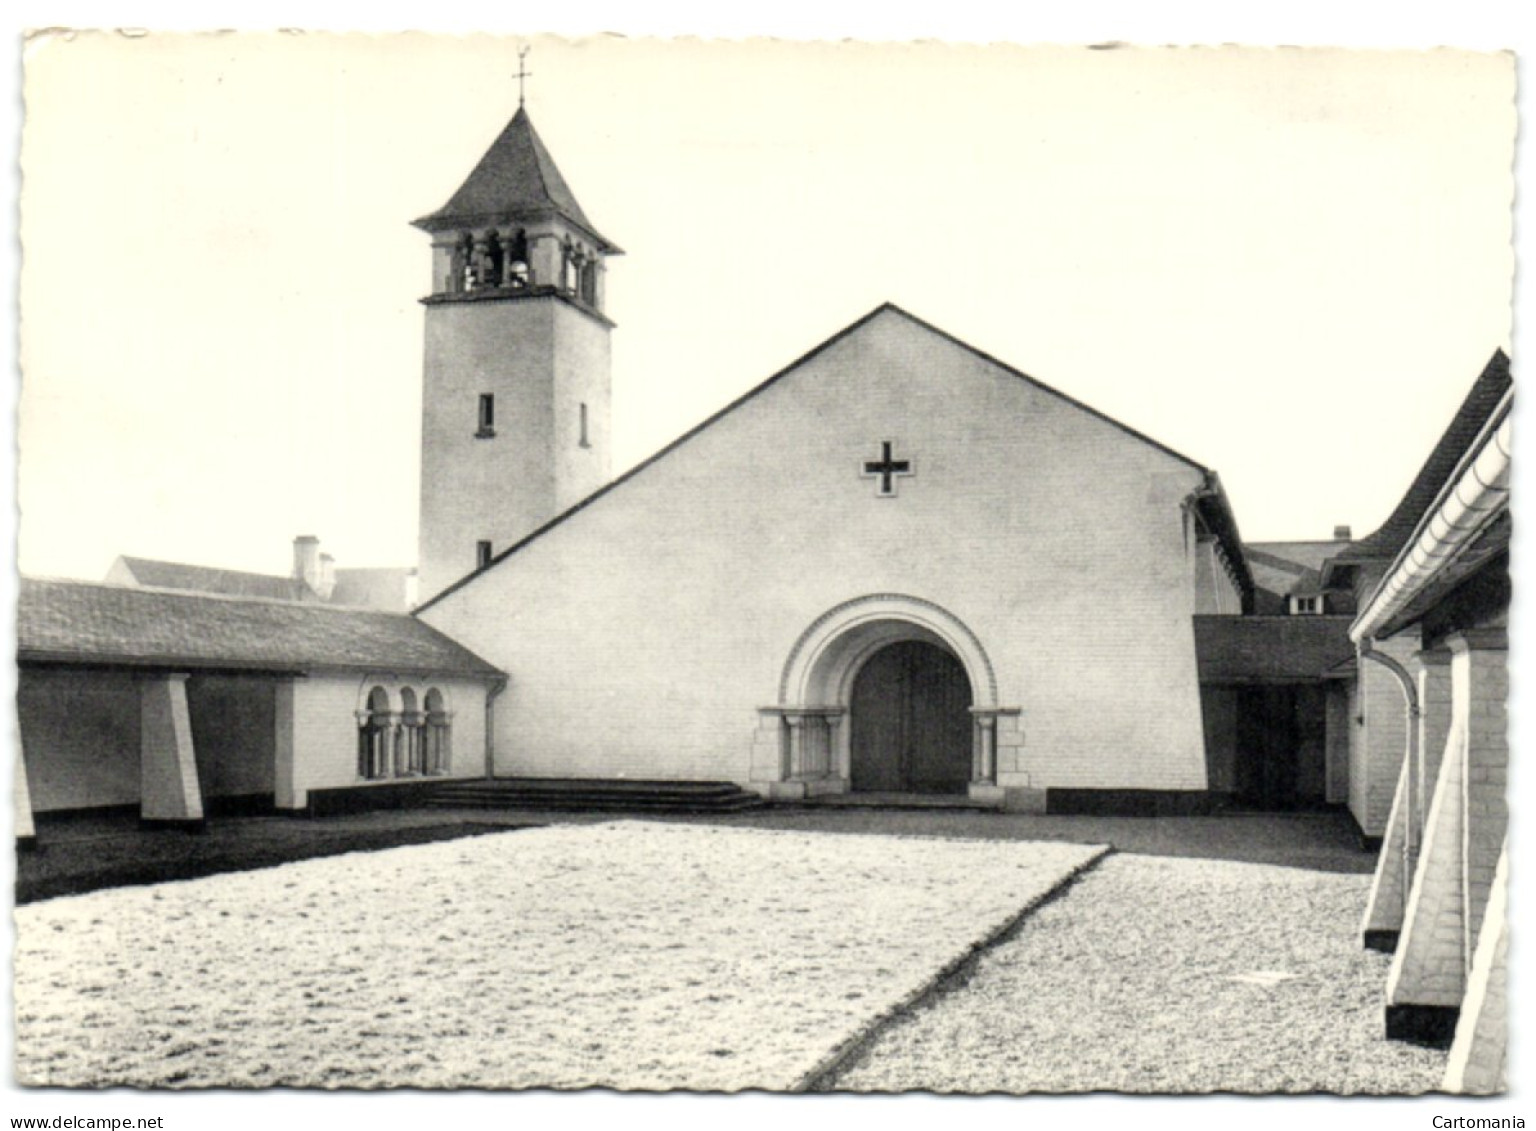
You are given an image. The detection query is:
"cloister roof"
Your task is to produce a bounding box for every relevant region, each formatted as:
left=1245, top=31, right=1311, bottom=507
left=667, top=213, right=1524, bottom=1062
left=18, top=577, right=501, bottom=678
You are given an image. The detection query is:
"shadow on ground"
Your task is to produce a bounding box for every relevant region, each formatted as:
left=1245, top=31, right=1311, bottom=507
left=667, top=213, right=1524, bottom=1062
left=15, top=803, right=1373, bottom=904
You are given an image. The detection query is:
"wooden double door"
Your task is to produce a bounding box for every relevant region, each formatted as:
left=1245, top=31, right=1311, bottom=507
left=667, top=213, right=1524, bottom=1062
left=850, top=640, right=973, bottom=794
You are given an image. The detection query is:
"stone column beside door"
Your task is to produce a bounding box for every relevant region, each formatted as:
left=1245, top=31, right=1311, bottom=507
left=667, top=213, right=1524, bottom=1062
left=971, top=707, right=1027, bottom=809
left=748, top=707, right=848, bottom=799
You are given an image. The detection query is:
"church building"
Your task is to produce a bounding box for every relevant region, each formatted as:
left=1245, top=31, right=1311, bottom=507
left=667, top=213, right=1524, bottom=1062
left=409, top=105, right=1260, bottom=811
left=7, top=74, right=1512, bottom=1092
left=12, top=97, right=1499, bottom=843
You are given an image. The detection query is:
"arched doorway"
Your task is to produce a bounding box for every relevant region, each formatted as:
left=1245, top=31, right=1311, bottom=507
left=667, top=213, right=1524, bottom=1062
left=850, top=640, right=973, bottom=794
left=760, top=594, right=1012, bottom=801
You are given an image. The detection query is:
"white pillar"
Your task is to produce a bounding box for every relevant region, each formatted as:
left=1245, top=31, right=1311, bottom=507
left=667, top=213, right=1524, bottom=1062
left=1450, top=630, right=1507, bottom=956
left=974, top=715, right=997, bottom=783
left=967, top=710, right=1006, bottom=807
left=274, top=680, right=301, bottom=811
left=140, top=673, right=204, bottom=827
left=1360, top=754, right=1411, bottom=950
left=785, top=713, right=808, bottom=779
left=15, top=732, right=36, bottom=845
left=1443, top=840, right=1509, bottom=1094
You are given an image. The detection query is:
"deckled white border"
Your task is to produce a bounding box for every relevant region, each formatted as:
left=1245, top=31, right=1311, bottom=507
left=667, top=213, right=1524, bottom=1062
left=0, top=7, right=1526, bottom=1131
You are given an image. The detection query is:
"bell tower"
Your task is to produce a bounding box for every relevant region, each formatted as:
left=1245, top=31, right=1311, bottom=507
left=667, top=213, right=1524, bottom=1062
left=413, top=101, right=620, bottom=601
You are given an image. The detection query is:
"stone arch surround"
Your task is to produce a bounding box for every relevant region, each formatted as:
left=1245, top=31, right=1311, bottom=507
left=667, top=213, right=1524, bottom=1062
left=754, top=595, right=1018, bottom=803
left=778, top=593, right=998, bottom=710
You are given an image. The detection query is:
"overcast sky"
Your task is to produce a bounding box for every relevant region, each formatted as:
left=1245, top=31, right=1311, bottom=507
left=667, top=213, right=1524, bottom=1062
left=17, top=34, right=1515, bottom=580
left=2, top=9, right=1530, bottom=1131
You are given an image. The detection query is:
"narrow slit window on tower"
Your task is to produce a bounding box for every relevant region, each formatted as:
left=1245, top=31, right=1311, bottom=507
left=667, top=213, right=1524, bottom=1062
left=476, top=541, right=493, bottom=570
left=579, top=402, right=590, bottom=448
left=477, top=394, right=495, bottom=438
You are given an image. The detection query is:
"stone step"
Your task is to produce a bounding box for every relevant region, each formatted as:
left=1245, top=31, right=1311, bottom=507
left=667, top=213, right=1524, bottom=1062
left=793, top=790, right=999, bottom=811
left=426, top=778, right=766, bottom=814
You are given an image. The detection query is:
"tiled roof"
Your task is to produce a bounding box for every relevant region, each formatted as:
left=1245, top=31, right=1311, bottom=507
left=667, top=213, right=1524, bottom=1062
left=18, top=578, right=500, bottom=677
left=1193, top=615, right=1356, bottom=682
left=113, top=556, right=413, bottom=612
left=413, top=107, right=618, bottom=251
left=1334, top=349, right=1511, bottom=564
left=1375, top=510, right=1511, bottom=639
left=1286, top=573, right=1325, bottom=598
left=115, top=556, right=299, bottom=601
left=1244, top=541, right=1349, bottom=600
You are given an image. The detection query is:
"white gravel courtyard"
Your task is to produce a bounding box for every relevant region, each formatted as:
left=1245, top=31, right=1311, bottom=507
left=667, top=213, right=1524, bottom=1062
left=14, top=822, right=1102, bottom=1090
left=830, top=853, right=1449, bottom=1093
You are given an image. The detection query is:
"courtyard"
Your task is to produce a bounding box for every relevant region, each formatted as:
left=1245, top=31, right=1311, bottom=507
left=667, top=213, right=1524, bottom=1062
left=12, top=809, right=1446, bottom=1093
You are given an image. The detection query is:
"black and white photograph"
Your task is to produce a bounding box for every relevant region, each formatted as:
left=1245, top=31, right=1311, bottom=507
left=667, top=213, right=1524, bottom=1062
left=3, top=9, right=1523, bottom=1126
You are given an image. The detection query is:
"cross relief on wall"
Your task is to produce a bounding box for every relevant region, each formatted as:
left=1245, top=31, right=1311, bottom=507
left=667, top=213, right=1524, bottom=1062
left=861, top=440, right=914, bottom=497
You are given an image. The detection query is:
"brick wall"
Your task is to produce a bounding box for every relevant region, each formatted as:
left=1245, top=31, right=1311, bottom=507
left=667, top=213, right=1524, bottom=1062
left=1384, top=628, right=1507, bottom=1032
left=423, top=310, right=1213, bottom=792
left=1386, top=721, right=1466, bottom=1011
left=1455, top=633, right=1507, bottom=950
left=1443, top=840, right=1508, bottom=1094
left=1351, top=630, right=1420, bottom=836
left=1361, top=753, right=1410, bottom=943
left=1416, top=650, right=1454, bottom=837
left=1192, top=541, right=1240, bottom=613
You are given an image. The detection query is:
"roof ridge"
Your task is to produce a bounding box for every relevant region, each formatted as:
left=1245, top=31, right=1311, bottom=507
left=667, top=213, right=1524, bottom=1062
left=1337, top=347, right=1511, bottom=561
left=23, top=575, right=416, bottom=619
left=415, top=303, right=1239, bottom=613
left=874, top=303, right=1211, bottom=474
left=413, top=105, right=616, bottom=251
left=521, top=107, right=558, bottom=217
left=121, top=555, right=287, bottom=578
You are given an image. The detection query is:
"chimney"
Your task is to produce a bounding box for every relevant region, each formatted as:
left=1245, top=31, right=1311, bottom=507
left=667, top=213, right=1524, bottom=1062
left=316, top=553, right=337, bottom=601
left=293, top=535, right=321, bottom=597
left=1333, top=524, right=1352, bottom=541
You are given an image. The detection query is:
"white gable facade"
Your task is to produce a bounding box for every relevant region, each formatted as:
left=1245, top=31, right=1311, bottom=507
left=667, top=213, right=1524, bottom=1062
left=418, top=307, right=1242, bottom=809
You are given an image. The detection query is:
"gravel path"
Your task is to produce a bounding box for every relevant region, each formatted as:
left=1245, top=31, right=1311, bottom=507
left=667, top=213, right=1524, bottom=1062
left=827, top=853, right=1448, bottom=1094
left=15, top=822, right=1100, bottom=1091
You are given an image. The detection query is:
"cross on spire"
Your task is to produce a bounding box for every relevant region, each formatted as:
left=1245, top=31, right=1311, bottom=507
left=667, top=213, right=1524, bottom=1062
left=862, top=441, right=914, bottom=497
left=515, top=45, right=533, bottom=107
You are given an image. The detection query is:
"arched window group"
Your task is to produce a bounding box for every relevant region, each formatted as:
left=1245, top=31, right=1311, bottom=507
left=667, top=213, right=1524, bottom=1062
left=560, top=239, right=600, bottom=307
left=451, top=228, right=530, bottom=294
left=443, top=228, right=600, bottom=308
left=356, top=684, right=454, bottom=781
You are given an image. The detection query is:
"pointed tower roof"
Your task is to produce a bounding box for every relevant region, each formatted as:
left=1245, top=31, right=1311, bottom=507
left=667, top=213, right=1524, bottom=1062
left=413, top=106, right=620, bottom=253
